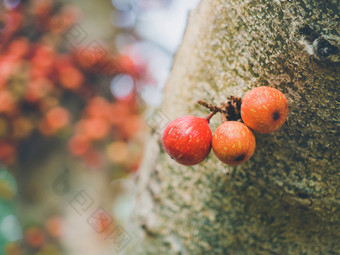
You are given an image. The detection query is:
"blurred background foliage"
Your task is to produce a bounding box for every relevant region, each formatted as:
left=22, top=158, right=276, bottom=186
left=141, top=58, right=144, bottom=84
left=0, top=0, right=199, bottom=254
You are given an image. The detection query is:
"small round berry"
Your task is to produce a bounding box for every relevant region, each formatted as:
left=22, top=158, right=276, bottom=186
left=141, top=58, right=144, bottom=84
left=212, top=121, right=256, bottom=165
left=162, top=116, right=212, bottom=166
left=241, top=86, right=289, bottom=133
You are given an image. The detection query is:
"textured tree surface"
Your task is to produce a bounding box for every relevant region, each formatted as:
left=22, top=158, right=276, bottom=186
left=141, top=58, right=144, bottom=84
left=127, top=0, right=340, bottom=254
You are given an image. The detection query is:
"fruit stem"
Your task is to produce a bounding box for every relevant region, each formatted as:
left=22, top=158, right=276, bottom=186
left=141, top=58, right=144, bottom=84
left=197, top=100, right=221, bottom=113
left=205, top=111, right=217, bottom=123
left=198, top=96, right=242, bottom=123
left=221, top=112, right=227, bottom=122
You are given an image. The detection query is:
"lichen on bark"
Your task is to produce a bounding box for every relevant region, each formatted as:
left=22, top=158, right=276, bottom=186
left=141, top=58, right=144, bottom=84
left=126, top=0, right=340, bottom=254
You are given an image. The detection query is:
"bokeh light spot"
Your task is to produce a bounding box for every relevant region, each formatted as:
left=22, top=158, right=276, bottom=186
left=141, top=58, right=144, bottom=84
left=0, top=215, right=22, bottom=242
left=110, top=74, right=134, bottom=99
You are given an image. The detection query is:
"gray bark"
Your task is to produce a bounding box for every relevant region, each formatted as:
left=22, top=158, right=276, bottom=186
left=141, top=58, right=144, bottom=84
left=127, top=0, right=340, bottom=254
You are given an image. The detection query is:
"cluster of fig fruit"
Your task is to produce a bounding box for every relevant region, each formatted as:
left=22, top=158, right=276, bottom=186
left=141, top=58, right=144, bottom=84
left=162, top=86, right=289, bottom=166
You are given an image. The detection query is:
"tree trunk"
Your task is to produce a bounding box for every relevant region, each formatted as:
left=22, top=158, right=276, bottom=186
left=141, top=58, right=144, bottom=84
left=127, top=0, right=340, bottom=254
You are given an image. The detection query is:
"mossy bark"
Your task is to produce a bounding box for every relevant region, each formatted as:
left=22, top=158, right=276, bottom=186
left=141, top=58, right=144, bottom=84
left=127, top=0, right=340, bottom=254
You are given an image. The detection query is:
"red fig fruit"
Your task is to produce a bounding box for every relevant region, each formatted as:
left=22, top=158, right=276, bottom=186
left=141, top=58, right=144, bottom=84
left=212, top=121, right=256, bottom=165
left=162, top=116, right=212, bottom=166
left=241, top=86, right=289, bottom=133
